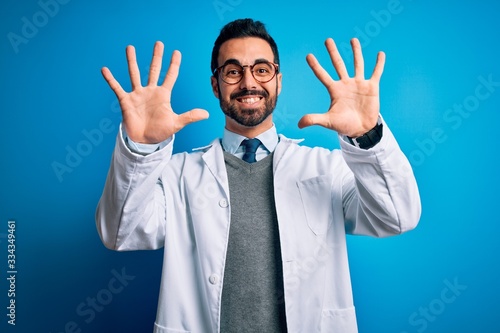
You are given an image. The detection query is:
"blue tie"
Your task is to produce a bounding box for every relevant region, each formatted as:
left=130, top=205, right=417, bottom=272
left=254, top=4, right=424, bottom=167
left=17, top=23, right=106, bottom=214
left=241, top=138, right=261, bottom=163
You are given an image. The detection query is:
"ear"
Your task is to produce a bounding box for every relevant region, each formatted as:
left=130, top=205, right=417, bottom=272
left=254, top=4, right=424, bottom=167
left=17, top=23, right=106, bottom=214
left=211, top=76, right=220, bottom=99
left=276, top=72, right=283, bottom=96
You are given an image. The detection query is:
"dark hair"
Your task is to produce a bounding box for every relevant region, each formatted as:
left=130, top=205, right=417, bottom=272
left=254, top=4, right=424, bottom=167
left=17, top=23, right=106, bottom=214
left=211, top=18, right=280, bottom=74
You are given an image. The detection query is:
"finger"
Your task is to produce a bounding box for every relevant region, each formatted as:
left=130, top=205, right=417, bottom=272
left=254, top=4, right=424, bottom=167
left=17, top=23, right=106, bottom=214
left=176, top=108, right=210, bottom=131
left=351, top=38, right=364, bottom=79
left=371, top=51, right=386, bottom=82
left=306, top=53, right=334, bottom=88
left=147, top=41, right=164, bottom=86
left=297, top=113, right=330, bottom=129
left=162, top=50, right=181, bottom=90
left=126, top=45, right=142, bottom=90
left=101, top=67, right=126, bottom=99
left=325, top=38, right=349, bottom=79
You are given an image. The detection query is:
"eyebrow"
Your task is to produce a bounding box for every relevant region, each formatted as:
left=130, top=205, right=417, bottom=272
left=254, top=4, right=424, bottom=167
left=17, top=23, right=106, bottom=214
left=221, top=58, right=272, bottom=67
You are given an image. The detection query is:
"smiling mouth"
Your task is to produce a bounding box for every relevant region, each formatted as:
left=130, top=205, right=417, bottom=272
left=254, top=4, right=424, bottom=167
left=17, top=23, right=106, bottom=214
left=236, top=96, right=263, bottom=105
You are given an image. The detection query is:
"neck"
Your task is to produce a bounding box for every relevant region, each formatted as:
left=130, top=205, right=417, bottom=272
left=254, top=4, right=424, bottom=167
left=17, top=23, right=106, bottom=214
left=224, top=116, right=273, bottom=139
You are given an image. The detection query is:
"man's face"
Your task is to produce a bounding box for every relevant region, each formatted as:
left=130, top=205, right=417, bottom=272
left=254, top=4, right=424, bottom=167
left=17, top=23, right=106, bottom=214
left=211, top=37, right=282, bottom=132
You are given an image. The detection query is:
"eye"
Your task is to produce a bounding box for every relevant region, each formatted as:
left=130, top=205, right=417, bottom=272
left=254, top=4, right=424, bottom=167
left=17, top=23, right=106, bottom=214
left=227, top=69, right=241, bottom=76
left=223, top=65, right=243, bottom=77
left=253, top=63, right=274, bottom=76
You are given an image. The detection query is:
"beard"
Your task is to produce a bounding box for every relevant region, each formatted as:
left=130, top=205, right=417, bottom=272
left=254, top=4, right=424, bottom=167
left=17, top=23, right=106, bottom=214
left=219, top=87, right=278, bottom=127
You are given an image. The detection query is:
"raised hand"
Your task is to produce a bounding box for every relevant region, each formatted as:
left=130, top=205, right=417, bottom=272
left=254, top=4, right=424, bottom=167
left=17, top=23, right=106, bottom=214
left=101, top=41, right=209, bottom=144
left=298, top=38, right=385, bottom=137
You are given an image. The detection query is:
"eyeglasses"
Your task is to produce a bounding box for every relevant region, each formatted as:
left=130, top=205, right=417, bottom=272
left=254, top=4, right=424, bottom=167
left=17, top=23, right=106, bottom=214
left=214, top=61, right=279, bottom=85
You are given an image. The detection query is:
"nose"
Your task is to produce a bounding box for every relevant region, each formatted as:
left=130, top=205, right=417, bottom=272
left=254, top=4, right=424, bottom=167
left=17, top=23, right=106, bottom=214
left=239, top=66, right=258, bottom=90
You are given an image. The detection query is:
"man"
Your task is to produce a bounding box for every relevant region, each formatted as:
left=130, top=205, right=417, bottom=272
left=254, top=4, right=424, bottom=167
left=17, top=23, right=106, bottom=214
left=96, top=18, right=421, bottom=333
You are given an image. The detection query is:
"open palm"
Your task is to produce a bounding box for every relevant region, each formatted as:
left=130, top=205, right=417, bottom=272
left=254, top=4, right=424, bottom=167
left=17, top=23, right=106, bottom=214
left=101, top=41, right=209, bottom=144
left=298, top=38, right=385, bottom=138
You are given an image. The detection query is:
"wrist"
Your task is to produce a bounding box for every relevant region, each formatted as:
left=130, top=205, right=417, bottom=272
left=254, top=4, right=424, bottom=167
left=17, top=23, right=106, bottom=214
left=347, top=118, right=383, bottom=149
left=121, top=124, right=172, bottom=155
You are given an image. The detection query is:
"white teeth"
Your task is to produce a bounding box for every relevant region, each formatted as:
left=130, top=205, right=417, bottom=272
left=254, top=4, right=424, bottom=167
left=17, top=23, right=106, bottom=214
left=241, top=97, right=259, bottom=104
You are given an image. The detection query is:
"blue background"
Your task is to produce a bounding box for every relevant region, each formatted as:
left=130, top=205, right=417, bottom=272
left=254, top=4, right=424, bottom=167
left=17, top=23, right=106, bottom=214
left=1, top=0, right=499, bottom=332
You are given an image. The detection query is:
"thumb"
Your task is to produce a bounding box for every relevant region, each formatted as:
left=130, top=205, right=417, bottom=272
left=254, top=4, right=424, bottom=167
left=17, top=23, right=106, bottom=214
left=177, top=108, right=210, bottom=129
left=298, top=113, right=330, bottom=129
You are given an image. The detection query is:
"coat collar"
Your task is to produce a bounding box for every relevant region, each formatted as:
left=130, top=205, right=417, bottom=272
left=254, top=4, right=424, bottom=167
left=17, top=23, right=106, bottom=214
left=191, top=134, right=304, bottom=153
left=191, top=135, right=304, bottom=186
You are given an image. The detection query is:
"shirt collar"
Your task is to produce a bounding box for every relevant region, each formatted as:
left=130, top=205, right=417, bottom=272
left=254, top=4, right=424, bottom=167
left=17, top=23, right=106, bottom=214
left=222, top=125, right=279, bottom=154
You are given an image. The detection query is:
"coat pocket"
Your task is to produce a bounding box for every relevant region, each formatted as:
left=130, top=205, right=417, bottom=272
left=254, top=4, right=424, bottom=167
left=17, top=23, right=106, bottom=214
left=153, top=322, right=190, bottom=333
left=321, top=306, right=358, bottom=332
left=297, top=175, right=332, bottom=235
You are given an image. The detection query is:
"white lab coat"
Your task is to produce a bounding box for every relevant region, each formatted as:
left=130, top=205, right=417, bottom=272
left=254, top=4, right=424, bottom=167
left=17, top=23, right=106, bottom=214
left=96, top=120, right=421, bottom=333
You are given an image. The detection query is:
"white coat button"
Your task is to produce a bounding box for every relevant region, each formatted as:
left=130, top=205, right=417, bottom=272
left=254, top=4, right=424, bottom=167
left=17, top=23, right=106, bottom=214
left=218, top=198, right=228, bottom=208
left=209, top=274, right=219, bottom=285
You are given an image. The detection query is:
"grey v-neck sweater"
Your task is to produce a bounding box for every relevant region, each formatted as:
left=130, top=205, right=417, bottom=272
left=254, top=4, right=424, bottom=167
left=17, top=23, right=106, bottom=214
left=220, top=152, right=287, bottom=333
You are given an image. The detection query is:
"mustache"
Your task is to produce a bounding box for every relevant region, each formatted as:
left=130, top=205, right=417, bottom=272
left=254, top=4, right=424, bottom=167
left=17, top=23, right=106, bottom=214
left=230, top=90, right=269, bottom=100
